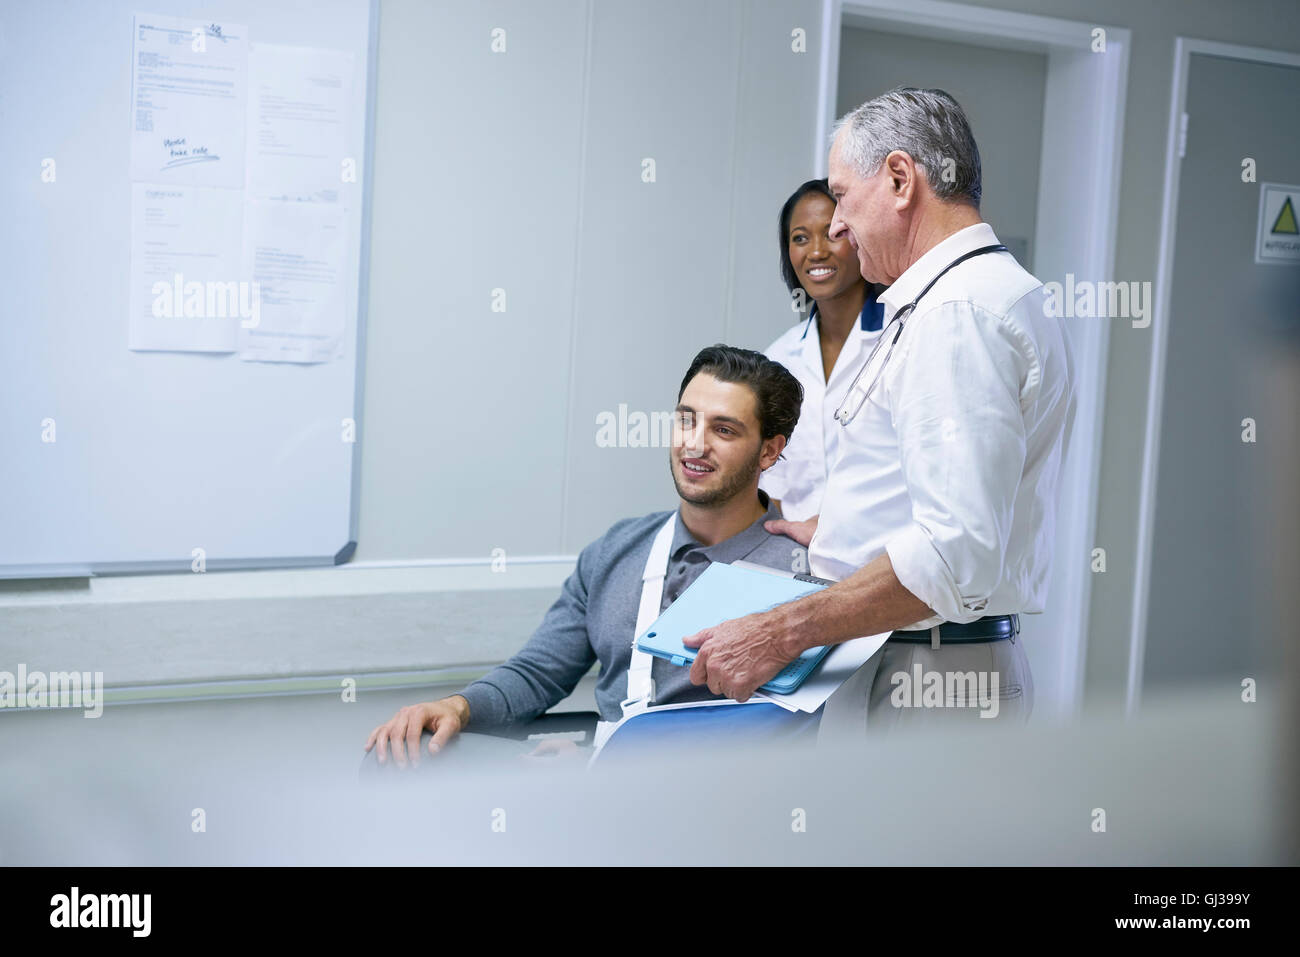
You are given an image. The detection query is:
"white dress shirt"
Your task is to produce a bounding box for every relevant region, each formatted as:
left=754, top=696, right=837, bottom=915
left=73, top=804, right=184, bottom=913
left=809, top=222, right=1075, bottom=628
left=760, top=297, right=884, bottom=522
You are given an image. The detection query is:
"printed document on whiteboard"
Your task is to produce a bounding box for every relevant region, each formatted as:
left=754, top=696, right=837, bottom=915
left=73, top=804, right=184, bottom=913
left=127, top=183, right=244, bottom=352
left=238, top=200, right=348, bottom=363
left=130, top=13, right=248, bottom=188
left=245, top=43, right=356, bottom=203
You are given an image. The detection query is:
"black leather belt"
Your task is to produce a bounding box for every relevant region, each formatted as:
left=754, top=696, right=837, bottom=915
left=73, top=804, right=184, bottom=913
left=889, top=614, right=1019, bottom=644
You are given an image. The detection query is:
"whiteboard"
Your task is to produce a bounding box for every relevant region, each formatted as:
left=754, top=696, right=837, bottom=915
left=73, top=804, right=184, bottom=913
left=0, top=0, right=377, bottom=577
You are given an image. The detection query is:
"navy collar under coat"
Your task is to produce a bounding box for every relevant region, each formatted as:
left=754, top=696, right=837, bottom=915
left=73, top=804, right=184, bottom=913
left=799, top=287, right=886, bottom=341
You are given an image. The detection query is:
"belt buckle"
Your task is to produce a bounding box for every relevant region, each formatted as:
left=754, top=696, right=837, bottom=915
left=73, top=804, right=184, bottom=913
left=930, top=625, right=941, bottom=650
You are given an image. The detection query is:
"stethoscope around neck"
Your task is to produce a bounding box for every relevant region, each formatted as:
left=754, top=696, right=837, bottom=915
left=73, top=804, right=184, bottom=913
left=832, top=243, right=1007, bottom=427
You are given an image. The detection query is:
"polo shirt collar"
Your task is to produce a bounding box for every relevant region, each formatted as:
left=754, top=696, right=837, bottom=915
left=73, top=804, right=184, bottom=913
left=879, top=222, right=999, bottom=319
left=670, top=490, right=783, bottom=564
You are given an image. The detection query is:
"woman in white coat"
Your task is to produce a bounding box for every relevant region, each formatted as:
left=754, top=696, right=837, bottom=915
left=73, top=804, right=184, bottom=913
left=760, top=179, right=887, bottom=528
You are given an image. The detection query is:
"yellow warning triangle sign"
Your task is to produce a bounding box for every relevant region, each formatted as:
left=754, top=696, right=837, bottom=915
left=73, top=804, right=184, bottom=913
left=1272, top=195, right=1298, bottom=234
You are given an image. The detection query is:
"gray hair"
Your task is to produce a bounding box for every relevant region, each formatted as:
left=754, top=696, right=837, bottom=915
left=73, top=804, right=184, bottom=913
left=832, top=87, right=982, bottom=208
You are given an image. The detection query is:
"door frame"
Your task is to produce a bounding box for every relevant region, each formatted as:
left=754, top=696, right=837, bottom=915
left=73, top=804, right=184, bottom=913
left=815, top=0, right=1130, bottom=721
left=1129, top=38, right=1300, bottom=714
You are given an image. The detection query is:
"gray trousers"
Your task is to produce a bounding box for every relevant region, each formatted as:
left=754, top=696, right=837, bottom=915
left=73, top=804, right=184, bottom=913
left=818, top=633, right=1033, bottom=746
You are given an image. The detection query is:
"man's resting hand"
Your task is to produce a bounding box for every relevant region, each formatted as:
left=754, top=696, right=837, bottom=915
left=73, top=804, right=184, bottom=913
left=364, top=695, right=470, bottom=768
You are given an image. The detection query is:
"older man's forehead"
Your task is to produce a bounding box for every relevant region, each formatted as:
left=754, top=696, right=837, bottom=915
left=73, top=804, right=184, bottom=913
left=827, top=141, right=850, bottom=188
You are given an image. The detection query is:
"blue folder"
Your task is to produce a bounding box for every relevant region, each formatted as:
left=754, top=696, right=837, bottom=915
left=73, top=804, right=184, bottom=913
left=634, top=561, right=831, bottom=694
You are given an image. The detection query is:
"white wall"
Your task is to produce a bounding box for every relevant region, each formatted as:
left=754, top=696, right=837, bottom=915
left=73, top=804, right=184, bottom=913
left=356, top=0, right=826, bottom=561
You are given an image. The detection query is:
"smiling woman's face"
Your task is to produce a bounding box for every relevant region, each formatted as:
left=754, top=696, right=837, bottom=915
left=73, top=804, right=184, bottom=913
left=787, top=192, right=864, bottom=303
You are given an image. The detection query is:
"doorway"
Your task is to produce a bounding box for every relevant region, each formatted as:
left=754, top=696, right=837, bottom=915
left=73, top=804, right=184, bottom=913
left=818, top=0, right=1131, bottom=721
left=836, top=26, right=1046, bottom=273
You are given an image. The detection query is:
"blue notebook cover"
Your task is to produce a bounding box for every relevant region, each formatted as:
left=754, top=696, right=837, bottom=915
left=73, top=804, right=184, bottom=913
left=635, top=561, right=830, bottom=694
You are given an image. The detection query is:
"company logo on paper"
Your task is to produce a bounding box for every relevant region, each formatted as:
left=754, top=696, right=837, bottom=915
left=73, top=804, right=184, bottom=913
left=151, top=272, right=260, bottom=328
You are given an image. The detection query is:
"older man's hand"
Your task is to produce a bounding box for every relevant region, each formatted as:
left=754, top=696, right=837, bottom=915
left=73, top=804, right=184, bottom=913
left=682, top=610, right=800, bottom=701
left=764, top=514, right=818, bottom=548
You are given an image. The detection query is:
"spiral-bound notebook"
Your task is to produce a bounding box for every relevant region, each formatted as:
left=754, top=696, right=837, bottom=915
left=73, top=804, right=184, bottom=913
left=634, top=561, right=833, bottom=694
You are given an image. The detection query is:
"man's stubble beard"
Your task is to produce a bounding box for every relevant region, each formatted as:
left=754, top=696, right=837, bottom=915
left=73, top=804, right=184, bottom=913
left=669, top=444, right=763, bottom=509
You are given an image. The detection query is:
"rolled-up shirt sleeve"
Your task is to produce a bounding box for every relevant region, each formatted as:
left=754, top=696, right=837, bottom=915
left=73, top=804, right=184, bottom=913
left=883, top=301, right=1034, bottom=623
left=458, top=540, right=599, bottom=729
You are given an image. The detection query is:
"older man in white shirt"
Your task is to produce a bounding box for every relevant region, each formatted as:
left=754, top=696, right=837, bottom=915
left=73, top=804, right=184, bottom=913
left=683, top=87, right=1074, bottom=732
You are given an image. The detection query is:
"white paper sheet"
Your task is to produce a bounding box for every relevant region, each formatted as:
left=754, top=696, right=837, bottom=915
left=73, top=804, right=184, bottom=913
left=238, top=200, right=348, bottom=363
left=753, top=634, right=893, bottom=714
left=130, top=14, right=248, bottom=188
left=128, top=183, right=245, bottom=352
left=245, top=44, right=355, bottom=203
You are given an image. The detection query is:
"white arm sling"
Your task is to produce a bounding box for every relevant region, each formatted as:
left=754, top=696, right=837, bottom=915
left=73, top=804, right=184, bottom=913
left=590, top=513, right=766, bottom=757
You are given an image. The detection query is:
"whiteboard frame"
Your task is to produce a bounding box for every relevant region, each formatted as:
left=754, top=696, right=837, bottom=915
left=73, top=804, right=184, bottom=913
left=0, top=0, right=379, bottom=580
